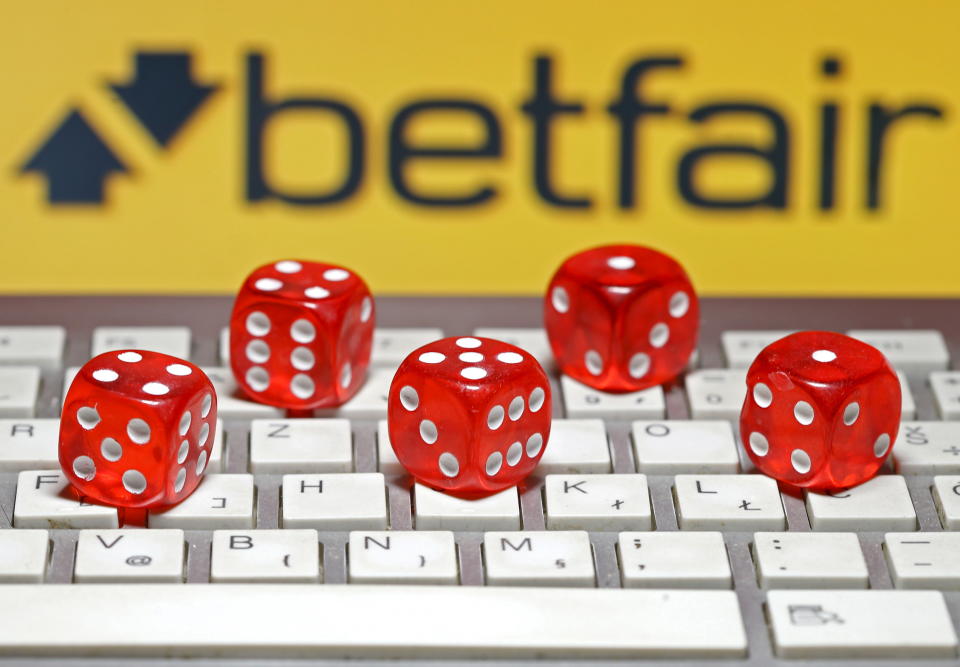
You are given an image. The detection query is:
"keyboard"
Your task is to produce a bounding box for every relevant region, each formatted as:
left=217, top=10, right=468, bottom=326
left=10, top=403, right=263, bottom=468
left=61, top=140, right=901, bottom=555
left=0, top=295, right=958, bottom=666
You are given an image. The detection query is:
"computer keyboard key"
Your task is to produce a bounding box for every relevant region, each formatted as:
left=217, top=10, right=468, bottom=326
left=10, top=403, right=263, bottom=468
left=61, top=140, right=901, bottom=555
left=805, top=476, right=917, bottom=531
left=685, top=369, right=745, bottom=420
left=376, top=420, right=404, bottom=476
left=74, top=529, right=185, bottom=583
left=767, top=590, right=957, bottom=658
left=930, top=371, right=960, bottom=420
left=199, top=367, right=283, bottom=418
left=932, top=475, right=960, bottom=529
left=282, top=473, right=388, bottom=530
left=249, top=419, right=353, bottom=473
left=484, top=531, right=595, bottom=587
left=211, top=529, right=321, bottom=583
left=753, top=532, right=868, bottom=589
left=896, top=371, right=916, bottom=419
left=721, top=330, right=794, bottom=368
left=317, top=367, right=393, bottom=419
left=560, top=375, right=665, bottom=419
left=674, top=474, right=785, bottom=530
left=0, top=585, right=748, bottom=658
left=92, top=327, right=191, bottom=360
left=0, top=366, right=40, bottom=418
left=372, top=328, right=444, bottom=367
left=0, top=327, right=65, bottom=368
left=0, top=419, right=59, bottom=471
left=884, top=533, right=960, bottom=589
left=544, top=474, right=651, bottom=531
left=632, top=420, right=740, bottom=473
left=473, top=328, right=553, bottom=368
left=893, top=421, right=960, bottom=473
left=348, top=531, right=458, bottom=584
left=846, top=329, right=949, bottom=377
left=219, top=327, right=230, bottom=365
left=148, top=474, right=255, bottom=529
left=0, top=530, right=49, bottom=582
left=618, top=531, right=731, bottom=589
left=13, top=470, right=118, bottom=528
left=414, top=483, right=520, bottom=531
left=534, top=419, right=611, bottom=474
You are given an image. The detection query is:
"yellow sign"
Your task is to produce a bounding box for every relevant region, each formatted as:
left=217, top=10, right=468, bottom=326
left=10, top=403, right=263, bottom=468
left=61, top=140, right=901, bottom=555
left=3, top=1, right=958, bottom=295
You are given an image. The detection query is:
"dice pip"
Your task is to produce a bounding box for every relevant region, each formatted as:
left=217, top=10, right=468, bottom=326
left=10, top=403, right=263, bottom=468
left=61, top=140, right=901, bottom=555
left=59, top=350, right=217, bottom=509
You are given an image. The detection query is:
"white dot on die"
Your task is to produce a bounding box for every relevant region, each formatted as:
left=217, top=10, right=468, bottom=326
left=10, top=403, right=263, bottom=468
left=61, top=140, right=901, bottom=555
left=753, top=383, right=773, bottom=408
left=290, top=319, right=316, bottom=344
left=399, top=386, right=419, bottom=411
left=73, top=456, right=96, bottom=481
left=749, top=431, right=769, bottom=457
left=456, top=337, right=481, bottom=349
left=874, top=433, right=892, bottom=458
left=420, top=420, right=438, bottom=444
left=291, top=374, right=316, bottom=399
left=791, top=449, right=812, bottom=474
left=812, top=349, right=837, bottom=363
left=291, top=347, right=315, bottom=371
left=794, top=401, right=815, bottom=426
left=551, top=286, right=569, bottom=313
left=117, top=351, right=142, bottom=363
left=340, top=364, right=352, bottom=388
left=77, top=406, right=100, bottom=430
left=529, top=387, right=546, bottom=413
left=127, top=419, right=151, bottom=445
left=438, top=452, right=459, bottom=478
left=461, top=367, right=487, bottom=380
left=246, top=312, right=270, bottom=337
left=649, top=323, right=670, bottom=348
left=508, top=396, right=525, bottom=421
left=585, top=350, right=603, bottom=376
left=142, top=382, right=169, bottom=396
left=304, top=286, right=330, bottom=299
left=246, top=366, right=270, bottom=392
left=844, top=402, right=860, bottom=426
left=459, top=352, right=484, bottom=363
left=179, top=411, right=191, bottom=436
left=360, top=297, right=373, bottom=323
left=275, top=260, right=302, bottom=274
left=608, top=256, right=636, bottom=270
left=526, top=433, right=544, bottom=458
left=255, top=278, right=282, bottom=291
left=198, top=422, right=210, bottom=448
left=506, top=441, right=522, bottom=466
left=419, top=352, right=445, bottom=364
left=100, top=438, right=122, bottom=462
left=196, top=451, right=208, bottom=476
left=174, top=468, right=187, bottom=493
left=201, top=393, right=212, bottom=418
left=92, top=369, right=118, bottom=382
left=166, top=364, right=192, bottom=377
left=177, top=440, right=189, bottom=464
left=669, top=291, right=690, bottom=318
left=485, top=452, right=503, bottom=476
left=497, top=352, right=522, bottom=364
left=122, top=469, right=147, bottom=495
left=487, top=405, right=504, bottom=430
left=323, top=268, right=350, bottom=281
left=629, top=353, right=650, bottom=379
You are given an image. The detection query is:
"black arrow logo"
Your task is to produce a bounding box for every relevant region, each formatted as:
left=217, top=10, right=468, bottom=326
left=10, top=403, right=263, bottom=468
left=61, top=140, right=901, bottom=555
left=20, top=109, right=128, bottom=204
left=109, top=52, right=218, bottom=148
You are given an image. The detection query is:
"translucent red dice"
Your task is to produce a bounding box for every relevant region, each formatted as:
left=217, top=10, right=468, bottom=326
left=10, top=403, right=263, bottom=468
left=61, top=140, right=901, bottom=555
left=544, top=244, right=699, bottom=392
left=740, top=331, right=901, bottom=491
left=59, top=350, right=217, bottom=509
left=388, top=337, right=551, bottom=499
left=230, top=259, right=374, bottom=409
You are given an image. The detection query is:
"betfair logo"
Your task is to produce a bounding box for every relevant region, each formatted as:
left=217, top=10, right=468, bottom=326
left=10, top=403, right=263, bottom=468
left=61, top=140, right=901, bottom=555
left=20, top=50, right=947, bottom=210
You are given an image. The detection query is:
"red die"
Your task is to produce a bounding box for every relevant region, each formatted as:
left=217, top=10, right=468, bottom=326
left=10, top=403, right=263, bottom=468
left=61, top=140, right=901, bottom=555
left=59, top=350, right=217, bottom=509
left=740, top=331, right=901, bottom=491
left=388, top=337, right=551, bottom=499
left=544, top=244, right=699, bottom=392
left=230, top=259, right=374, bottom=409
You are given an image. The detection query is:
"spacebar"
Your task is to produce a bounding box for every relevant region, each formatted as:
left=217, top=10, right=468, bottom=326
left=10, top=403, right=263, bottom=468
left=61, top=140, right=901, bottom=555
left=0, top=585, right=747, bottom=658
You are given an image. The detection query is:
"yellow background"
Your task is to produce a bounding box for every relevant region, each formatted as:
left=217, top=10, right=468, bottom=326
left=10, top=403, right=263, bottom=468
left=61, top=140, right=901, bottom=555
left=2, top=1, right=958, bottom=295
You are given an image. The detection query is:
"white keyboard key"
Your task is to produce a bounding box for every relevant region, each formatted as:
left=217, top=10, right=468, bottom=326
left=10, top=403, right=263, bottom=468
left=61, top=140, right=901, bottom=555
left=319, top=368, right=393, bottom=418
left=74, top=529, right=185, bottom=583
left=208, top=418, right=225, bottom=473
left=0, top=585, right=748, bottom=658
left=632, top=420, right=739, bottom=473
left=13, top=470, right=118, bottom=528
left=92, top=326, right=191, bottom=360
left=618, top=531, right=731, bottom=588
left=148, top=475, right=255, bottom=529
left=211, top=530, right=320, bottom=583
left=767, top=590, right=957, bottom=658
left=219, top=327, right=230, bottom=365
left=559, top=375, right=664, bottom=419
left=893, top=422, right=960, bottom=473
left=473, top=328, right=553, bottom=368
left=61, top=367, right=79, bottom=408
left=0, top=419, right=59, bottom=471
left=674, top=474, right=785, bottom=530
left=685, top=369, right=745, bottom=420
left=376, top=420, right=404, bottom=476
left=885, top=533, right=960, bottom=590
left=805, top=476, right=917, bottom=531
left=721, top=330, right=794, bottom=368
left=0, top=530, right=49, bottom=582
left=414, top=483, right=520, bottom=531
left=484, top=531, right=595, bottom=587
left=535, top=419, right=610, bottom=474
left=931, top=371, right=960, bottom=420
left=348, top=531, right=458, bottom=584
left=544, top=474, right=651, bottom=531
left=282, top=473, right=387, bottom=530
left=753, top=532, right=868, bottom=589
left=0, top=327, right=65, bottom=367
left=371, top=328, right=444, bottom=367
left=847, top=329, right=949, bottom=377
left=200, top=367, right=282, bottom=418
left=896, top=371, right=916, bottom=419
left=250, top=419, right=352, bottom=473
left=932, top=475, right=960, bottom=529
left=0, top=367, right=40, bottom=418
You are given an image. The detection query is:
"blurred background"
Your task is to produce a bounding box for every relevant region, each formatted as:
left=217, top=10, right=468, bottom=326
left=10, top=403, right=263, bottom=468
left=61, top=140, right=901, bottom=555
left=3, top=0, right=957, bottom=296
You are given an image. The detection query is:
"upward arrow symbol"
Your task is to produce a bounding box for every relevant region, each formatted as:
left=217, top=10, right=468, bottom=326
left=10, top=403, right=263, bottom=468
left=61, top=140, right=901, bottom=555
left=109, top=52, right=218, bottom=148
left=20, top=109, right=128, bottom=204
